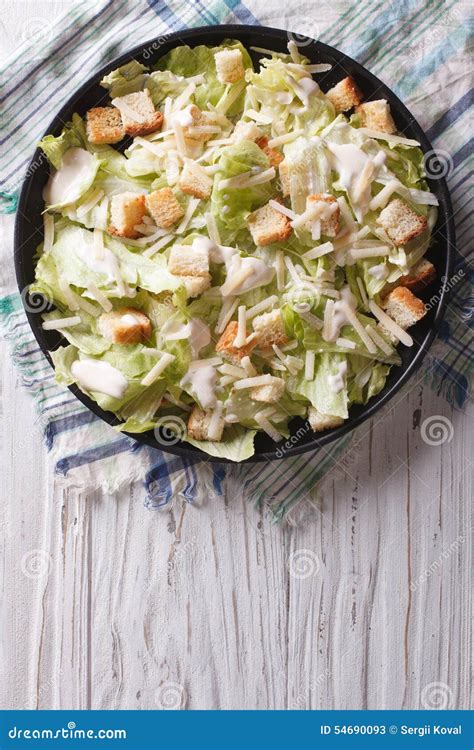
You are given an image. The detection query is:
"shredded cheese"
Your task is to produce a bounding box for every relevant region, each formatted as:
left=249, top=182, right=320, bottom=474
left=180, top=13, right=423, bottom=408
left=304, top=351, right=315, bottom=381
left=207, top=403, right=223, bottom=441
left=86, top=282, right=112, bottom=312
left=216, top=298, right=239, bottom=334
left=141, top=353, right=176, bottom=386
left=205, top=211, right=221, bottom=244
left=356, top=277, right=369, bottom=308
left=276, top=250, right=285, bottom=290
left=244, top=108, right=273, bottom=124
left=369, top=180, right=399, bottom=211
left=42, top=316, right=82, bottom=331
left=142, top=234, right=174, bottom=258
left=219, top=363, right=247, bottom=378
left=336, top=337, right=356, bottom=350
left=303, top=242, right=334, bottom=260
left=43, top=213, right=54, bottom=254
left=365, top=325, right=393, bottom=355
left=269, top=199, right=297, bottom=220
left=241, top=356, right=257, bottom=377
left=245, top=296, right=278, bottom=320
left=347, top=246, right=390, bottom=261
left=176, top=198, right=200, bottom=234
left=359, top=128, right=421, bottom=147
left=111, top=97, right=147, bottom=123
left=233, top=305, right=247, bottom=348
left=254, top=412, right=283, bottom=442
left=77, top=189, right=104, bottom=218
left=342, top=303, right=378, bottom=353
left=299, top=310, right=323, bottom=330
left=59, top=280, right=80, bottom=311
left=368, top=300, right=414, bottom=347
left=267, top=129, right=304, bottom=147
left=233, top=374, right=277, bottom=390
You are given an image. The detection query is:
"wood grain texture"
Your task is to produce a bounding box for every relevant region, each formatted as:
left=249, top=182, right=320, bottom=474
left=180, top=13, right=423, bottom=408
left=0, top=1, right=472, bottom=713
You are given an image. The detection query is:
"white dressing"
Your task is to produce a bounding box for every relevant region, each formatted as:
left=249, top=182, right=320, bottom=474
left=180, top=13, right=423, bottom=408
left=71, top=359, right=128, bottom=399
left=328, top=360, right=348, bottom=392
left=180, top=363, right=217, bottom=410
left=75, top=234, right=122, bottom=285
left=326, top=142, right=376, bottom=221
left=44, top=148, right=99, bottom=208
left=221, top=255, right=274, bottom=297
left=323, top=286, right=357, bottom=342
left=368, top=263, right=389, bottom=280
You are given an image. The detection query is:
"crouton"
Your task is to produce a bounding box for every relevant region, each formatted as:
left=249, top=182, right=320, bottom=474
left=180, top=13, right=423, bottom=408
left=252, top=309, right=289, bottom=349
left=179, top=160, right=213, bottom=200
left=86, top=107, right=124, bottom=144
left=326, top=76, right=363, bottom=113
left=109, top=192, right=146, bottom=238
left=168, top=244, right=209, bottom=277
left=308, top=407, right=344, bottom=432
left=177, top=274, right=212, bottom=299
left=187, top=406, right=225, bottom=442
left=145, top=188, right=184, bottom=229
left=231, top=120, right=263, bottom=144
left=398, top=258, right=436, bottom=292
left=214, top=48, right=245, bottom=84
left=113, top=90, right=163, bottom=137
left=307, top=193, right=340, bottom=237
left=382, top=258, right=436, bottom=298
left=377, top=198, right=428, bottom=246
left=216, top=321, right=257, bottom=365
left=356, top=99, right=396, bottom=134
left=382, top=286, right=427, bottom=329
left=279, top=160, right=290, bottom=197
left=248, top=201, right=292, bottom=246
left=250, top=376, right=285, bottom=403
left=255, top=136, right=284, bottom=167
left=179, top=104, right=221, bottom=143
left=97, top=307, right=152, bottom=345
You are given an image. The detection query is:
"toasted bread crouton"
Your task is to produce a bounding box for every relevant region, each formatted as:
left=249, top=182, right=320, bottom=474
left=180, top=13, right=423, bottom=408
left=325, top=76, right=363, bottom=113
left=356, top=99, right=396, bottom=134
left=168, top=244, right=209, bottom=277
left=398, top=258, right=436, bottom=292
left=377, top=198, right=428, bottom=246
left=382, top=286, right=426, bottom=329
left=214, top=48, right=245, bottom=84
left=97, top=307, right=151, bottom=345
left=109, top=192, right=146, bottom=238
left=252, top=309, right=288, bottom=349
left=255, top=136, right=284, bottom=167
left=250, top=376, right=285, bottom=403
left=113, top=90, right=163, bottom=137
left=177, top=274, right=212, bottom=299
left=187, top=406, right=225, bottom=442
left=279, top=160, right=290, bottom=197
left=216, top=321, right=257, bottom=365
left=307, top=193, right=340, bottom=237
left=145, top=188, right=184, bottom=229
left=248, top=201, right=292, bottom=246
left=180, top=105, right=221, bottom=143
left=382, top=258, right=436, bottom=298
left=179, top=160, right=213, bottom=200
left=231, top=120, right=263, bottom=144
left=86, top=107, right=124, bottom=144
left=308, top=407, right=344, bottom=432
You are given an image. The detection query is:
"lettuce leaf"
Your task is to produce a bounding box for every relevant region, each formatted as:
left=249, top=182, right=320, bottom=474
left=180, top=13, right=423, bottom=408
left=185, top=424, right=257, bottom=461
left=100, top=60, right=149, bottom=97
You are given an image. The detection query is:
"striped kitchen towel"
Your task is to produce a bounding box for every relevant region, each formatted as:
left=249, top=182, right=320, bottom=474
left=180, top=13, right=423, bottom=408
left=0, top=0, right=472, bottom=521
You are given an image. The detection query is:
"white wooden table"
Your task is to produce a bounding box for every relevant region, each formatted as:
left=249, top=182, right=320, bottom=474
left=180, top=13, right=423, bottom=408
left=0, top=1, right=471, bottom=712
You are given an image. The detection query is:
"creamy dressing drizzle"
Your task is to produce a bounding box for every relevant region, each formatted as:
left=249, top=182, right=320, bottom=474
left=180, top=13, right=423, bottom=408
left=326, top=286, right=357, bottom=341
left=328, top=360, right=348, bottom=392
left=71, top=359, right=128, bottom=399
left=192, top=236, right=274, bottom=296
left=75, top=236, right=122, bottom=284
left=326, top=142, right=380, bottom=221
left=171, top=105, right=194, bottom=128
left=44, top=148, right=97, bottom=207
left=162, top=316, right=211, bottom=359
left=368, top=263, right=389, bottom=280
left=180, top=363, right=217, bottom=410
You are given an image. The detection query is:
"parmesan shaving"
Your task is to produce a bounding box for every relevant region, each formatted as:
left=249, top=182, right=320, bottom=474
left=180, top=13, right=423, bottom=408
left=244, top=108, right=273, bottom=124
left=42, top=316, right=82, bottom=331
left=216, top=298, right=239, bottom=334
left=43, top=213, right=54, bottom=253
left=205, top=211, right=221, bottom=244
left=77, top=189, right=104, bottom=218
left=368, top=300, right=414, bottom=346
left=359, top=128, right=421, bottom=146
left=269, top=199, right=297, bottom=220
left=233, top=375, right=277, bottom=390
left=142, top=234, right=173, bottom=258
left=86, top=282, right=112, bottom=312
left=207, top=403, right=223, bottom=441
left=176, top=198, right=200, bottom=234
left=276, top=250, right=285, bottom=290
left=267, top=129, right=304, bottom=147
left=111, top=97, right=147, bottom=123
left=246, top=296, right=278, bottom=320
left=241, top=356, right=257, bottom=377
left=304, top=351, right=315, bottom=381
left=356, top=277, right=369, bottom=308
left=233, top=305, right=247, bottom=348
left=302, top=242, right=334, bottom=260
left=364, top=325, right=393, bottom=355
left=254, top=412, right=283, bottom=442
left=336, top=337, right=356, bottom=350
left=342, top=303, right=377, bottom=353
left=141, top=353, right=176, bottom=386
left=369, top=180, right=399, bottom=211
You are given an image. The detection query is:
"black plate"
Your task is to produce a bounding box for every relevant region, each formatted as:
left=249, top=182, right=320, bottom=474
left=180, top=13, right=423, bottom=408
left=14, top=25, right=455, bottom=463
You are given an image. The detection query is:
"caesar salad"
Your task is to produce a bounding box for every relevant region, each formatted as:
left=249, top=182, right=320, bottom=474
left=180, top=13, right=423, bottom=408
left=31, top=39, right=438, bottom=460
